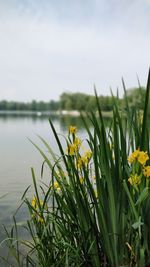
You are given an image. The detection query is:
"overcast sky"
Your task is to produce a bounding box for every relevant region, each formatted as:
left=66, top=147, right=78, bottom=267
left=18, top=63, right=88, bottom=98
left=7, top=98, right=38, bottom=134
left=0, top=0, right=150, bottom=101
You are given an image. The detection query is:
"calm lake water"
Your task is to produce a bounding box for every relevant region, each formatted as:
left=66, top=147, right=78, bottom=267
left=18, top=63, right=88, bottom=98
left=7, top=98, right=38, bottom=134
left=0, top=114, right=90, bottom=263
left=0, top=115, right=88, bottom=224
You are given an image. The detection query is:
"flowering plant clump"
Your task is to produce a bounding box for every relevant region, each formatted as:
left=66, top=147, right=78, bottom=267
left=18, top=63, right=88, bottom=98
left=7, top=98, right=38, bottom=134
left=31, top=196, right=46, bottom=224
left=3, top=71, right=150, bottom=267
left=128, top=149, right=150, bottom=187
left=67, top=125, right=92, bottom=169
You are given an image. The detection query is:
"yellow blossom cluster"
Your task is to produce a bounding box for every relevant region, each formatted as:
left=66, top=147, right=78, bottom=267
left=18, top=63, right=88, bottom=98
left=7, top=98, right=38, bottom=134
left=128, top=149, right=150, bottom=186
left=77, top=150, right=92, bottom=168
left=128, top=174, right=141, bottom=186
left=67, top=126, right=92, bottom=167
left=53, top=181, right=61, bottom=191
left=128, top=149, right=149, bottom=165
left=31, top=196, right=45, bottom=224
left=67, top=126, right=82, bottom=156
left=31, top=196, right=44, bottom=210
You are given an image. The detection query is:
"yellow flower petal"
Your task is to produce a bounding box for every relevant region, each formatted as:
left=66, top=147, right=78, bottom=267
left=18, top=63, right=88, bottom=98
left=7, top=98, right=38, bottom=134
left=138, top=151, right=149, bottom=165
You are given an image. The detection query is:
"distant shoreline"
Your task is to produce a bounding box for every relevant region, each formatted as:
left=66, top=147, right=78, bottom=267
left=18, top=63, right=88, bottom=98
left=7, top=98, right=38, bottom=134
left=0, top=110, right=113, bottom=117
left=0, top=110, right=60, bottom=116
left=0, top=110, right=79, bottom=116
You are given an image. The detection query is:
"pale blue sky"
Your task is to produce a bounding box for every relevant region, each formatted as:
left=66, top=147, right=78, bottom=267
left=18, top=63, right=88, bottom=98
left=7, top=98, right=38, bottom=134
left=0, top=0, right=150, bottom=101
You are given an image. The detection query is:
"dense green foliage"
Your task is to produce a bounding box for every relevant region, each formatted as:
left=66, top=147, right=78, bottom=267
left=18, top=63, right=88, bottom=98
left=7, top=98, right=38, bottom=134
left=0, top=100, right=59, bottom=111
left=0, top=87, right=147, bottom=112
left=60, top=92, right=119, bottom=111
left=121, top=87, right=146, bottom=110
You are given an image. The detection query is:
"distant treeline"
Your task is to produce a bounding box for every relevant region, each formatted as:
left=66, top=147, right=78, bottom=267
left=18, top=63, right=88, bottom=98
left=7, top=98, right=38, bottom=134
left=0, top=87, right=147, bottom=112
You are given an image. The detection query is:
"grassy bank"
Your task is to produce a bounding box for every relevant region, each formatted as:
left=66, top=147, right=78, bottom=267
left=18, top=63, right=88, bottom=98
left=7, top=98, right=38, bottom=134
left=1, top=70, right=150, bottom=267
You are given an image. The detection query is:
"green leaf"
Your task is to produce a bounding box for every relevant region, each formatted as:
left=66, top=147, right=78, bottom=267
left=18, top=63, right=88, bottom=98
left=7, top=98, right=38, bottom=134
left=135, top=187, right=149, bottom=206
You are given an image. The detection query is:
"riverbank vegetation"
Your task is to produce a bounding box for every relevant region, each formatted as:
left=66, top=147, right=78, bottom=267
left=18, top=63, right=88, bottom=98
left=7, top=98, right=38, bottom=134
left=0, top=86, right=147, bottom=113
left=1, top=71, right=150, bottom=266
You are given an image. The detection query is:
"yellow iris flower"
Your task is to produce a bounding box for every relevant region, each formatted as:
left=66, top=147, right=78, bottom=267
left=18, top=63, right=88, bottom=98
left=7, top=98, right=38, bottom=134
left=128, top=149, right=149, bottom=165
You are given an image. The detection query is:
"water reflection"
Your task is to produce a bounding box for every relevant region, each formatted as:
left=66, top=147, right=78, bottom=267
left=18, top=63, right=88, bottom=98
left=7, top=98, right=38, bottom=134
left=0, top=114, right=90, bottom=131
